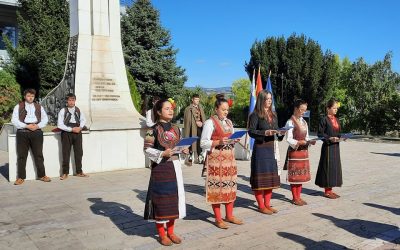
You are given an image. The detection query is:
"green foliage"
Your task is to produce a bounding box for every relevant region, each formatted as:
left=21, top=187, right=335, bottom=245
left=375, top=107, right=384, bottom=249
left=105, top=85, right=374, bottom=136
left=126, top=69, right=142, bottom=112
left=245, top=34, right=400, bottom=135
left=121, top=0, right=187, bottom=112
left=4, top=0, right=69, bottom=97
left=173, top=86, right=214, bottom=123
left=0, top=71, right=21, bottom=126
left=230, top=78, right=250, bottom=127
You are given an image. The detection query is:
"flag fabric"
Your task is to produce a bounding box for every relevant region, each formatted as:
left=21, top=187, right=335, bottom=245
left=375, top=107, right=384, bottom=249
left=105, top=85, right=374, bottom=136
left=256, top=66, right=263, bottom=96
left=249, top=69, right=256, bottom=115
left=247, top=69, right=256, bottom=150
left=265, top=71, right=276, bottom=112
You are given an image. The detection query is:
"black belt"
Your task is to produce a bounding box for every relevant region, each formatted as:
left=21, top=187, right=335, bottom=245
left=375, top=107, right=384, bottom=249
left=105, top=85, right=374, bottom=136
left=18, top=128, right=41, bottom=132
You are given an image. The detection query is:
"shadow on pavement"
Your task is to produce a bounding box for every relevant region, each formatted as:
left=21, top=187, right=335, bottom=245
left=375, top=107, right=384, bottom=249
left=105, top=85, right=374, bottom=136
left=0, top=163, right=9, bottom=180
left=88, top=197, right=154, bottom=238
left=277, top=232, right=348, bottom=249
left=370, top=152, right=400, bottom=157
left=363, top=203, right=400, bottom=216
left=312, top=213, right=399, bottom=240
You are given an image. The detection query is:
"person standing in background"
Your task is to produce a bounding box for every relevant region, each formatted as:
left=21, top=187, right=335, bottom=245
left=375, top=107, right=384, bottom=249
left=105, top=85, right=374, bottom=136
left=184, top=94, right=206, bottom=164
left=57, top=93, right=88, bottom=180
left=11, top=88, right=51, bottom=185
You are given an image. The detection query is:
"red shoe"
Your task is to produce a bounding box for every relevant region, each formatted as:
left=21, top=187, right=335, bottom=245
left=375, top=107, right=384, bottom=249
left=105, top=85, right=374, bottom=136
left=258, top=207, right=273, bottom=215
left=324, top=193, right=337, bottom=199
left=292, top=199, right=303, bottom=206
left=168, top=234, right=182, bottom=244
left=159, top=235, right=173, bottom=246
left=225, top=216, right=244, bottom=225
left=266, top=206, right=278, bottom=213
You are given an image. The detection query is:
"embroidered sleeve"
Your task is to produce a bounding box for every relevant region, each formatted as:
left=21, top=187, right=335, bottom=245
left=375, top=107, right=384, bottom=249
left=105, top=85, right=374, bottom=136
left=144, top=129, right=163, bottom=163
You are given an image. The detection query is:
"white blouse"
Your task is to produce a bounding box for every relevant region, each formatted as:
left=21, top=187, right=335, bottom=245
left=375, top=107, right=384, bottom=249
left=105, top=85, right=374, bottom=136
left=285, top=117, right=310, bottom=149
left=200, top=118, right=234, bottom=150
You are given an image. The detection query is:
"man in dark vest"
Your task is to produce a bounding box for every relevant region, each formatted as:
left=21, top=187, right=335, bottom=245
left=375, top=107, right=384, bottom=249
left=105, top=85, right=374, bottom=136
left=57, top=93, right=88, bottom=180
left=11, top=88, right=51, bottom=185
left=183, top=94, right=206, bottom=164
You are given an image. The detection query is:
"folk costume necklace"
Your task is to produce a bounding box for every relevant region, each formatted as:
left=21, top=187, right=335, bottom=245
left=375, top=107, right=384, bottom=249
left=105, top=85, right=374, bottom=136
left=156, top=122, right=179, bottom=149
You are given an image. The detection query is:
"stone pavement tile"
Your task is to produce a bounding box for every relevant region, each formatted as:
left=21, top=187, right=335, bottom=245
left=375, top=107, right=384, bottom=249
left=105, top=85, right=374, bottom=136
left=27, top=228, right=84, bottom=250
left=0, top=235, right=39, bottom=250
left=0, top=140, right=399, bottom=249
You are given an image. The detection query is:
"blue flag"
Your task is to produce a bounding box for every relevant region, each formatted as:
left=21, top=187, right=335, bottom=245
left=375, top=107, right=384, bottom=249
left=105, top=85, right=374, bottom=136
left=266, top=71, right=276, bottom=112
left=248, top=69, right=256, bottom=150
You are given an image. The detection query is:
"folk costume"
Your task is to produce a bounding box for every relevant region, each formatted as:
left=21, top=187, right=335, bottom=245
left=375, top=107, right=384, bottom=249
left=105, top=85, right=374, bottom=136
left=315, top=115, right=343, bottom=198
left=248, top=111, right=283, bottom=213
left=201, top=115, right=242, bottom=227
left=143, top=122, right=186, bottom=241
left=57, top=106, right=86, bottom=176
left=11, top=102, right=49, bottom=182
left=184, top=103, right=206, bottom=162
left=283, top=116, right=311, bottom=205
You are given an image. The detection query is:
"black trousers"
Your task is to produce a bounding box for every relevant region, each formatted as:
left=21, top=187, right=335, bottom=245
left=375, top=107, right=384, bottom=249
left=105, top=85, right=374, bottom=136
left=16, top=129, right=46, bottom=179
left=61, top=131, right=83, bottom=174
left=189, top=126, right=203, bottom=155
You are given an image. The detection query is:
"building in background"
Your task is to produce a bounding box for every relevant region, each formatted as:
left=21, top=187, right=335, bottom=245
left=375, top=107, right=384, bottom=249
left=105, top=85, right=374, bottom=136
left=0, top=0, right=18, bottom=65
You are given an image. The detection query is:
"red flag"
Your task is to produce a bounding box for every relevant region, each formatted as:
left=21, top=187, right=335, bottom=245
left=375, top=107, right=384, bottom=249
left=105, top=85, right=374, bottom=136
left=256, top=66, right=263, bottom=96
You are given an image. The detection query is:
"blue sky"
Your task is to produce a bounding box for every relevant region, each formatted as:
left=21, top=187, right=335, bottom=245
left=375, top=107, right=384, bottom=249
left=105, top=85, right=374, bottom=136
left=148, top=0, right=399, bottom=88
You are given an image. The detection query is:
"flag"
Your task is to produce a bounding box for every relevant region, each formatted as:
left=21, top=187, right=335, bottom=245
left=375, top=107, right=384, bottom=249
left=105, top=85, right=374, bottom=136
left=249, top=69, right=256, bottom=115
left=247, top=69, right=256, bottom=150
left=256, top=66, right=263, bottom=96
left=266, top=70, right=276, bottom=112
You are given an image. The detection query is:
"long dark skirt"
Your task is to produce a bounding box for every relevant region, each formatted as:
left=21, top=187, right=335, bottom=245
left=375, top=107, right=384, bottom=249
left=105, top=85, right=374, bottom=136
left=315, top=142, right=343, bottom=188
left=144, top=161, right=179, bottom=221
left=250, top=141, right=280, bottom=190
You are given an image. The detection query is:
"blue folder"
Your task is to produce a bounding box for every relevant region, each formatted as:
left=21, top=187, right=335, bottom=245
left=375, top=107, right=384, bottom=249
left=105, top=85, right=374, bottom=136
left=341, top=133, right=354, bottom=139
left=277, top=126, right=294, bottom=131
left=228, top=130, right=247, bottom=139
left=176, top=137, right=199, bottom=147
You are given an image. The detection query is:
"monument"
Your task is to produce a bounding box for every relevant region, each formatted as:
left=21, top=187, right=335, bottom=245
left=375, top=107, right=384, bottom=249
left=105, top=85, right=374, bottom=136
left=8, top=0, right=146, bottom=181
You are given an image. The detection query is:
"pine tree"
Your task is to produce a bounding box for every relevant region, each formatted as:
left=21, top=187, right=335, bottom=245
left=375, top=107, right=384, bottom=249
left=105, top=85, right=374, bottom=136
left=4, top=0, right=69, bottom=98
left=121, top=0, right=187, bottom=112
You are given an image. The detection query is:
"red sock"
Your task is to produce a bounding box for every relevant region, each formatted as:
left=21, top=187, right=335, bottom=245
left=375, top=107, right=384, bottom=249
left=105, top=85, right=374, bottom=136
left=254, top=190, right=265, bottom=209
left=156, top=223, right=166, bottom=237
left=166, top=219, right=175, bottom=235
left=291, top=184, right=298, bottom=200
left=212, top=204, right=222, bottom=222
left=264, top=189, right=273, bottom=207
left=225, top=202, right=234, bottom=218
left=325, top=187, right=332, bottom=194
left=297, top=184, right=303, bottom=199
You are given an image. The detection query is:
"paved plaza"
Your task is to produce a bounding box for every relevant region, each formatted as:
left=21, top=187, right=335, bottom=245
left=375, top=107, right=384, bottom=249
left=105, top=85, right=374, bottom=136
left=0, top=140, right=399, bottom=250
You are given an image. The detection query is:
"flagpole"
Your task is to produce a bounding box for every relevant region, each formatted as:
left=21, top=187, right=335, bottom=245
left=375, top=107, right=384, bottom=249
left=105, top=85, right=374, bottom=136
left=243, top=68, right=255, bottom=150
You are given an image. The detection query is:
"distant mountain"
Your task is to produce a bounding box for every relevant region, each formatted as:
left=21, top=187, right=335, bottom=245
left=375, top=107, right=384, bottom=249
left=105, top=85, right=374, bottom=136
left=187, top=86, right=232, bottom=95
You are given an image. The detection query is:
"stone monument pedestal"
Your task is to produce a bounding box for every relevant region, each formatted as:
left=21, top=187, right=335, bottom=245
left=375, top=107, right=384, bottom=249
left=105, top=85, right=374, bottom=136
left=7, top=0, right=147, bottom=181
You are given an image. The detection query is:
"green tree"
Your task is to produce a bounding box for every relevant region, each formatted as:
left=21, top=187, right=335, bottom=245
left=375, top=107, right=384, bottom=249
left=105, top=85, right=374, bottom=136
left=4, top=0, right=69, bottom=97
left=0, top=71, right=21, bottom=126
left=230, top=78, right=250, bottom=127
left=126, top=69, right=142, bottom=112
left=121, top=0, right=187, bottom=113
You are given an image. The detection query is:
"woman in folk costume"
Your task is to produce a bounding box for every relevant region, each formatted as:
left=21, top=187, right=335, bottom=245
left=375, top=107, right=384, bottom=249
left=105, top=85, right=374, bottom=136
left=200, top=94, right=243, bottom=229
left=143, top=98, right=189, bottom=246
left=283, top=99, right=316, bottom=206
left=248, top=90, right=285, bottom=215
left=315, top=98, right=344, bottom=199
